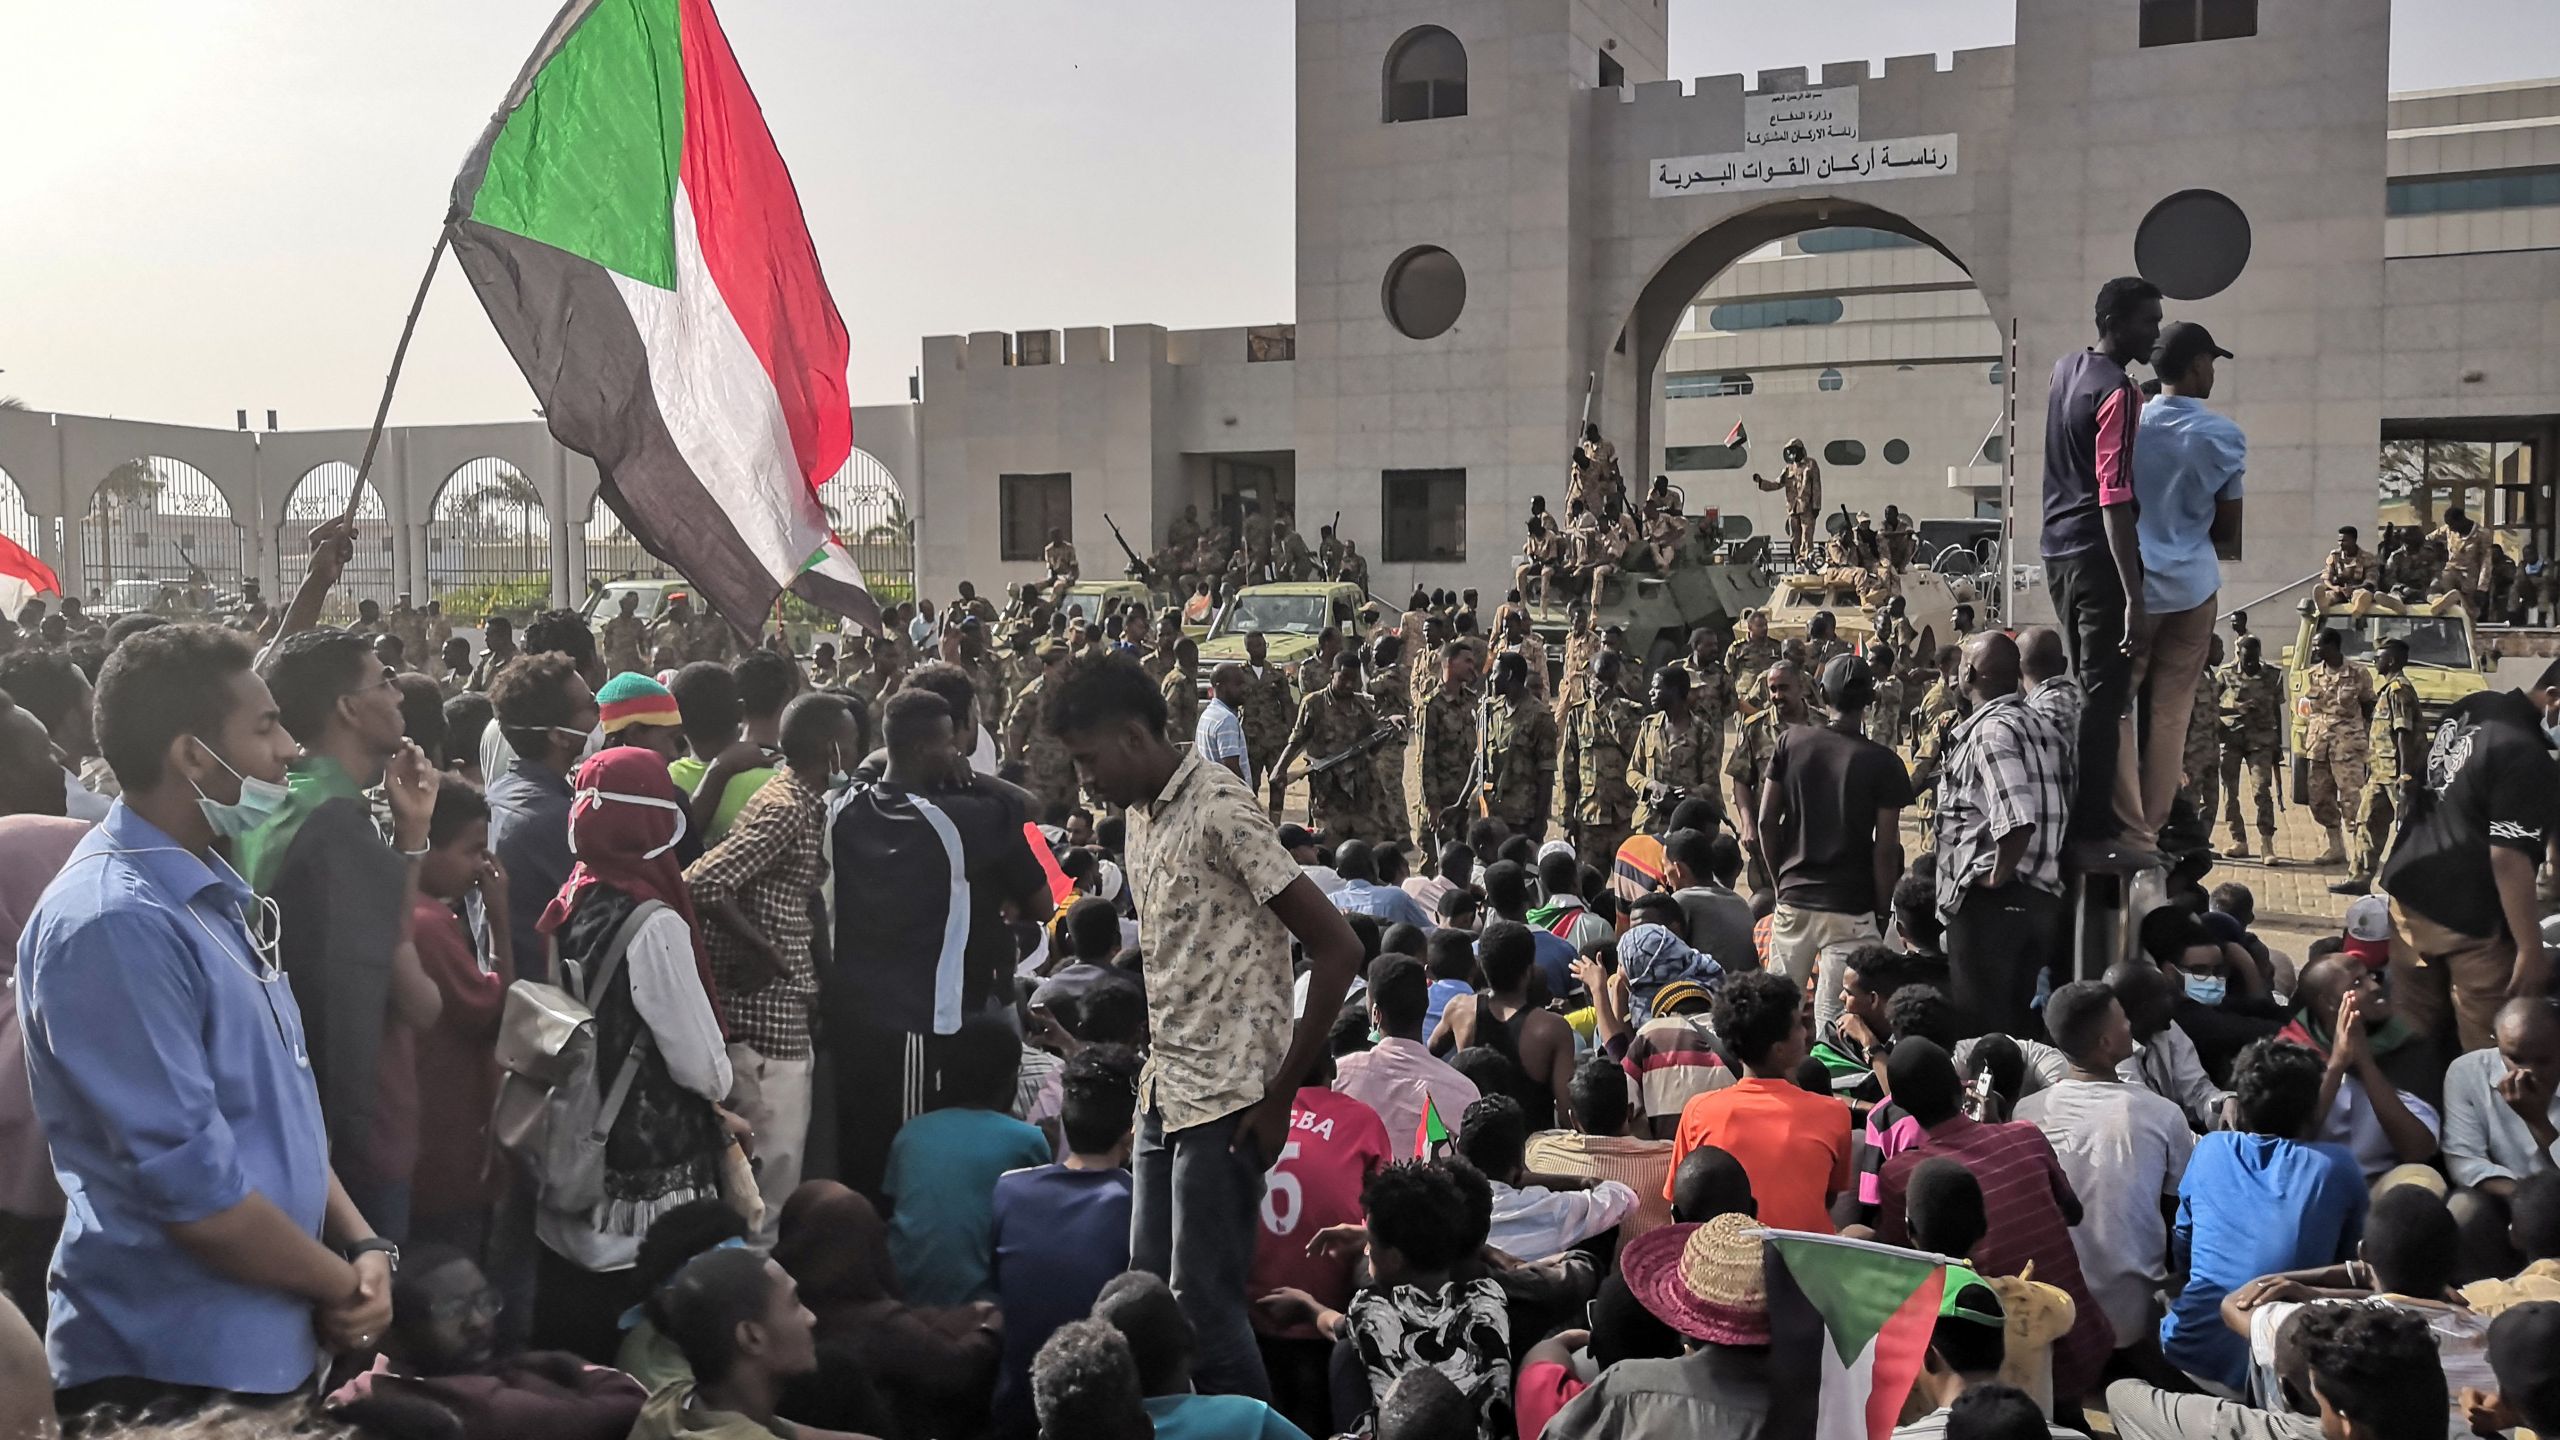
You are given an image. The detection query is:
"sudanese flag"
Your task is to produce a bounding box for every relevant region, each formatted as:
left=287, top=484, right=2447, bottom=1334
left=447, top=0, right=879, bottom=634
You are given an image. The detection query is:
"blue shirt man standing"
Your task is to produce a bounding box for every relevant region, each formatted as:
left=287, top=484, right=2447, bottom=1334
left=16, top=624, right=399, bottom=1415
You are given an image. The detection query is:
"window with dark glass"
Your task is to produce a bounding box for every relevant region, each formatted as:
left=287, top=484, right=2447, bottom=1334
left=1706, top=297, right=1845, bottom=330
left=1818, top=368, right=1845, bottom=392
left=2140, top=0, right=2256, bottom=46
left=2387, top=167, right=2560, bottom=217
left=1883, top=439, right=1911, bottom=465
left=1664, top=372, right=1754, bottom=400
left=1384, top=27, right=1468, bottom=122
left=1382, top=469, right=1466, bottom=561
left=1823, top=440, right=1866, bottom=467
left=1666, top=445, right=1747, bottom=471
left=1000, top=473, right=1072, bottom=561
left=1796, top=227, right=1925, bottom=254
left=1597, top=49, right=1624, bottom=89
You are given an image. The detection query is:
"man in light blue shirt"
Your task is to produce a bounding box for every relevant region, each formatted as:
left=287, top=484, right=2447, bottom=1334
left=1326, top=838, right=1435, bottom=931
left=1195, top=664, right=1252, bottom=786
left=2128, top=320, right=2245, bottom=848
left=17, top=624, right=394, bottom=1414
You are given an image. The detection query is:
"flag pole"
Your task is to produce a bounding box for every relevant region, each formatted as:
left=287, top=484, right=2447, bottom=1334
left=335, top=231, right=453, bottom=526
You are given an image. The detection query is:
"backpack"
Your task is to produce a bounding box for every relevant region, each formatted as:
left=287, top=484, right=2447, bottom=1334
left=490, top=899, right=665, bottom=1215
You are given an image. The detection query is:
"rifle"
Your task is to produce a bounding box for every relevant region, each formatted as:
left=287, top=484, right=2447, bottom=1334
left=1102, top=512, right=1154, bottom=584
left=1325, top=509, right=1342, bottom=579
left=1306, top=722, right=1402, bottom=778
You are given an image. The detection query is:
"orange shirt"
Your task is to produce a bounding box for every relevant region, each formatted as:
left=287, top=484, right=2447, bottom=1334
left=1665, top=1076, right=1853, bottom=1233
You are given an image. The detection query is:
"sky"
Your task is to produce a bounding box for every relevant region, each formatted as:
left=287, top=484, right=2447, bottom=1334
left=3, top=0, right=2554, bottom=429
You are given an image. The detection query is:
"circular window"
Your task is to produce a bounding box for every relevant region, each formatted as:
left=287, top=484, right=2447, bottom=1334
left=1823, top=440, right=1866, bottom=467
left=2134, top=189, right=2253, bottom=300
left=1988, top=359, right=2005, bottom=387
left=1383, top=246, right=1466, bottom=339
left=1979, top=434, right=2006, bottom=465
left=1817, top=368, right=1845, bottom=392
left=1883, top=438, right=1910, bottom=465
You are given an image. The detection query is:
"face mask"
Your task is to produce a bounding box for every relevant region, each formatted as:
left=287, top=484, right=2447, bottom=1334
left=553, top=724, right=605, bottom=763
left=571, top=788, right=688, bottom=859
left=192, top=739, right=292, bottom=839
left=2181, top=972, right=2227, bottom=1007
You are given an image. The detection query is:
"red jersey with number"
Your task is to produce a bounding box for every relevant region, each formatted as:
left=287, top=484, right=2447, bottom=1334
left=1249, top=1086, right=1393, bottom=1339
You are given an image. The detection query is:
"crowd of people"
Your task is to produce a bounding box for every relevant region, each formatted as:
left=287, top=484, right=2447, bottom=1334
left=0, top=268, right=2554, bottom=1440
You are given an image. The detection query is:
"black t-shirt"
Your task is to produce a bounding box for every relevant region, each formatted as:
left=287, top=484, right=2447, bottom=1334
left=2380, top=688, right=2560, bottom=939
left=830, top=772, right=1051, bottom=1034
left=1763, top=722, right=1914, bottom=914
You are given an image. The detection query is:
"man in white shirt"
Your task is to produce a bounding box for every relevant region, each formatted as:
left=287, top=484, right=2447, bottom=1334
left=2016, top=981, right=2195, bottom=1358
left=2107, top=959, right=2232, bottom=1130
left=2443, top=997, right=2560, bottom=1279
left=1332, top=955, right=1478, bottom=1150
left=1455, top=1094, right=1637, bottom=1262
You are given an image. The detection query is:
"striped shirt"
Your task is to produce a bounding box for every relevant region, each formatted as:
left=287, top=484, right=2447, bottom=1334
left=1620, top=1012, right=1736, bottom=1132
left=1932, top=692, right=2071, bottom=922
left=1194, top=696, right=1251, bottom=785
left=1876, top=1116, right=2116, bottom=1401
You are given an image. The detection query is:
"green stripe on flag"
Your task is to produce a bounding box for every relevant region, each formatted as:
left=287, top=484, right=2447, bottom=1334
left=469, top=0, right=685, bottom=289
left=1775, top=1235, right=1970, bottom=1366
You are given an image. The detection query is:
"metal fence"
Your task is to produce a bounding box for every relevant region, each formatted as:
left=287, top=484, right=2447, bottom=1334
left=817, top=450, right=915, bottom=605
left=278, top=462, right=395, bottom=617
left=75, top=457, right=245, bottom=610
left=583, top=496, right=664, bottom=590
left=426, top=457, right=551, bottom=605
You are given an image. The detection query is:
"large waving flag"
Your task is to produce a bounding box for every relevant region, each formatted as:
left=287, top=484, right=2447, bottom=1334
left=1762, top=1230, right=1980, bottom=1440
left=0, top=534, right=60, bottom=598
left=447, top=0, right=880, bottom=634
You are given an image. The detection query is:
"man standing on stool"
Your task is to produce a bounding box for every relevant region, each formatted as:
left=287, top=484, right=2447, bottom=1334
left=2336, top=637, right=2419, bottom=897
left=2301, top=627, right=2374, bottom=867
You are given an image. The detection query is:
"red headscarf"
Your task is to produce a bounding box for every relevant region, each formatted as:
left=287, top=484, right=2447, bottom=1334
left=538, top=747, right=720, bottom=1017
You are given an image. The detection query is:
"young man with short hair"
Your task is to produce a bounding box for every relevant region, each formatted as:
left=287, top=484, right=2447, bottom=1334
left=630, top=1247, right=862, bottom=1440
left=1664, top=971, right=1852, bottom=1233
left=1093, top=1270, right=1314, bottom=1440
left=1889, top=1283, right=2081, bottom=1438
left=1045, top=653, right=1363, bottom=1398
left=1432, top=922, right=1577, bottom=1131
left=484, top=651, right=600, bottom=983
left=991, top=1046, right=1144, bottom=1438
left=1525, top=1052, right=1676, bottom=1237
left=19, top=624, right=397, bottom=1414
left=1760, top=653, right=1911, bottom=1036
left=2443, top=997, right=2560, bottom=1280
left=1336, top=955, right=1481, bottom=1154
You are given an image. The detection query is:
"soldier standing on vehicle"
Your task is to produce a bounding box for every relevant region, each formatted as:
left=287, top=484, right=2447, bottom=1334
left=1483, top=652, right=1558, bottom=842
left=1752, top=438, right=1823, bottom=568
left=2301, top=626, right=2375, bottom=866
left=1239, top=630, right=1297, bottom=797
left=1415, top=645, right=1481, bottom=856
left=1880, top=505, right=1918, bottom=570
left=1317, top=524, right=1344, bottom=580
left=2213, top=634, right=2284, bottom=863
left=2317, top=526, right=2373, bottom=608
left=2334, top=636, right=2421, bottom=896
left=1042, top=526, right=1081, bottom=602
left=1729, top=659, right=1813, bottom=890
left=1726, top=608, right=1780, bottom=706
left=1340, top=541, right=1370, bottom=594
left=1364, top=634, right=1414, bottom=848
left=601, top=589, right=649, bottom=677
left=1271, top=651, right=1393, bottom=838
left=2184, top=633, right=2226, bottom=837
left=1868, top=644, right=1909, bottom=757
left=1630, top=665, right=1718, bottom=833
left=1562, top=651, right=1644, bottom=874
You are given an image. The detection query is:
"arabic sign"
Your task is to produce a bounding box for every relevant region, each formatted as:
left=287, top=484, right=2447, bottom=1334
left=1743, top=87, right=1859, bottom=151
left=1649, top=133, right=1959, bottom=198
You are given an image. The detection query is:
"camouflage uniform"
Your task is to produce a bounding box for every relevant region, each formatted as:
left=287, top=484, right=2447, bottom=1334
left=1140, top=647, right=1177, bottom=684
left=2435, top=523, right=2496, bottom=614
left=1498, top=635, right=1551, bottom=702
left=1805, top=634, right=1850, bottom=672
left=845, top=666, right=896, bottom=740
left=384, top=606, right=431, bottom=671
left=1160, top=666, right=1200, bottom=748
left=684, top=611, right=735, bottom=665
left=1238, top=664, right=1297, bottom=790
left=1910, top=680, right=1964, bottom=850
left=1005, top=675, right=1082, bottom=819
left=2318, top=545, right=2374, bottom=605
left=2215, top=660, right=2283, bottom=847
left=600, top=613, right=649, bottom=677
left=2183, top=671, right=2222, bottom=836
left=1287, top=685, right=1389, bottom=840
left=1366, top=670, right=1414, bottom=848
left=2301, top=660, right=2374, bottom=834
left=2353, top=670, right=2421, bottom=882
left=1483, top=694, right=1560, bottom=838
left=1679, top=657, right=1739, bottom=738
left=1415, top=681, right=1482, bottom=854
left=1563, top=693, right=1644, bottom=874
left=967, top=657, right=1011, bottom=728
left=1868, top=673, right=1908, bottom=755
left=1725, top=635, right=1781, bottom=705
left=1557, top=630, right=1601, bottom=712
left=1629, top=707, right=1719, bottom=833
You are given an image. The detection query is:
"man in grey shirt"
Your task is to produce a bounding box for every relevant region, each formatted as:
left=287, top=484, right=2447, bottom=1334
left=1665, top=828, right=1756, bottom=973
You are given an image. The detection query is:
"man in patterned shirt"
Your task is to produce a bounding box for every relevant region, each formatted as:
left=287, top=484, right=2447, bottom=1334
left=1045, top=653, right=1362, bottom=1400
left=1933, top=631, right=2072, bottom=1040
left=684, top=692, right=861, bottom=1242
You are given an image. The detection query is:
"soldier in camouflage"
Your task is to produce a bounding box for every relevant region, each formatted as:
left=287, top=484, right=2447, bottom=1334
left=1630, top=664, right=1719, bottom=833
left=1563, top=651, right=1645, bottom=874
left=2300, top=626, right=2375, bottom=865
left=1366, top=634, right=1415, bottom=848
left=1867, top=644, right=1908, bottom=756
left=1293, top=626, right=1346, bottom=696
left=1804, top=610, right=1849, bottom=671
left=1005, top=643, right=1082, bottom=820
left=2215, top=634, right=2283, bottom=860
left=1556, top=605, right=1600, bottom=714
left=1238, top=629, right=1298, bottom=791
left=2182, top=634, right=2225, bottom=838
left=599, top=590, right=649, bottom=677
left=1483, top=651, right=1559, bottom=841
left=1496, top=609, right=1551, bottom=703
left=1159, top=635, right=1200, bottom=747
left=1414, top=645, right=1483, bottom=857
left=1140, top=611, right=1183, bottom=684
left=1675, top=627, right=1739, bottom=740
left=1908, top=649, right=1969, bottom=853
left=1599, top=625, right=1648, bottom=702
left=1726, top=608, right=1781, bottom=706
left=1272, top=650, right=1396, bottom=840
left=2336, top=636, right=2421, bottom=895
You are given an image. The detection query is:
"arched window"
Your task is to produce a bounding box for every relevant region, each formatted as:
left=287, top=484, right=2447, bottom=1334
left=1384, top=27, right=1467, bottom=122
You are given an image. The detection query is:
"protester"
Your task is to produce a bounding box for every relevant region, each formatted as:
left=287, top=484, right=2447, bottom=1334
left=1932, top=632, right=2071, bottom=1039
left=1091, top=1271, right=1313, bottom=1440
left=1046, top=653, right=1363, bottom=1399
left=2279, top=953, right=2441, bottom=1183
left=0, top=649, right=108, bottom=819
left=1662, top=828, right=1754, bottom=975
left=769, top=1181, right=1000, bottom=1440
left=1031, top=1319, right=1154, bottom=1440
left=684, top=693, right=856, bottom=1241
left=1527, top=1052, right=1678, bottom=1238
left=528, top=748, right=741, bottom=1363
left=1665, top=971, right=1852, bottom=1233
left=1759, top=652, right=1911, bottom=1035
left=1433, top=922, right=1577, bottom=1129
left=1544, top=1212, right=1774, bottom=1439
left=1511, top=1272, right=1685, bottom=1440
left=486, top=652, right=600, bottom=981
left=881, top=1016, right=1052, bottom=1307
left=1483, top=860, right=1580, bottom=1001
left=1337, top=954, right=1483, bottom=1154
left=2443, top=996, right=2560, bottom=1279
left=626, top=1249, right=846, bottom=1440
left=0, top=693, right=83, bottom=1322
left=2103, top=957, right=2234, bottom=1130
left=1621, top=979, right=1734, bottom=1141
left=403, top=782, right=514, bottom=1252
left=1891, top=1282, right=2081, bottom=1438
left=1455, top=1095, right=1638, bottom=1261
left=18, top=624, right=394, bottom=1414
left=1330, top=838, right=1435, bottom=930
left=1250, top=1047, right=1393, bottom=1436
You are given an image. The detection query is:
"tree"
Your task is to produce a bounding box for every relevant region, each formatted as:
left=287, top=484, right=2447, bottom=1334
left=445, top=465, right=546, bottom=544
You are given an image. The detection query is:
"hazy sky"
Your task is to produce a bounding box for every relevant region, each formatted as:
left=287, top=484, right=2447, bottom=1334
left=4, top=1, right=2553, bottom=429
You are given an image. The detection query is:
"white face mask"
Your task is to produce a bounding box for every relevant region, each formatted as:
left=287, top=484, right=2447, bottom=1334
left=552, top=724, right=606, bottom=763
left=570, top=788, right=688, bottom=859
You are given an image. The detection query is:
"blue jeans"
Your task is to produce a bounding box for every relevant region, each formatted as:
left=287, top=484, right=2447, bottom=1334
left=1132, top=1105, right=1271, bottom=1400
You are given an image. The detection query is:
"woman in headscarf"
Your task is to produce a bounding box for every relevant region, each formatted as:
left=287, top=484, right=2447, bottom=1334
left=529, top=748, right=741, bottom=1364
left=772, top=1181, right=1001, bottom=1440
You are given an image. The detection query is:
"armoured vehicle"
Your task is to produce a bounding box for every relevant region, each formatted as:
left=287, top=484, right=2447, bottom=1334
left=1518, top=511, right=1775, bottom=670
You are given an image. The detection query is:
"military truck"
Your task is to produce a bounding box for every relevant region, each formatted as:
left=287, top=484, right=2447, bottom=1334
left=2280, top=597, right=2489, bottom=758
left=1196, top=581, right=1376, bottom=676
left=1760, top=568, right=1977, bottom=659
left=1518, top=518, right=1775, bottom=671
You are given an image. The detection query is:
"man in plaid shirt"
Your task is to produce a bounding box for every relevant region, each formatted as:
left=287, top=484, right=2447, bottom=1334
left=684, top=691, right=863, bottom=1240
left=1932, top=632, right=2073, bottom=1040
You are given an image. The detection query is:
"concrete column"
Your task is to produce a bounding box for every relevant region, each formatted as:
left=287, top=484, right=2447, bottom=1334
left=387, top=432, right=415, bottom=599
left=547, top=444, right=574, bottom=608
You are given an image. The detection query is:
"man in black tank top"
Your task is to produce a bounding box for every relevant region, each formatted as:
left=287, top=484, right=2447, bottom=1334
left=1433, top=920, right=1577, bottom=1130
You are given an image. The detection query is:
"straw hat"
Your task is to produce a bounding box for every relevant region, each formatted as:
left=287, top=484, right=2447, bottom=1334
left=1620, top=1212, right=1769, bottom=1345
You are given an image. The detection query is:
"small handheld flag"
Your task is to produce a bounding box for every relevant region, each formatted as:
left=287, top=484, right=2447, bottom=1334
left=1762, top=1229, right=1982, bottom=1440
left=1413, top=1096, right=1451, bottom=1159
